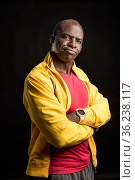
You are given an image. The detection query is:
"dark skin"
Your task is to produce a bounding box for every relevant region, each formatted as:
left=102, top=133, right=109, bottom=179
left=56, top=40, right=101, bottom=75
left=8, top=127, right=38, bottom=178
left=50, top=21, right=83, bottom=75
left=50, top=20, right=83, bottom=123
left=50, top=19, right=99, bottom=131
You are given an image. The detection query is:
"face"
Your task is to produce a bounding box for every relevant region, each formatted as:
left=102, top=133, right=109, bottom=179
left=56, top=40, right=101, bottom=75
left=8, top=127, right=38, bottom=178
left=50, top=23, right=83, bottom=62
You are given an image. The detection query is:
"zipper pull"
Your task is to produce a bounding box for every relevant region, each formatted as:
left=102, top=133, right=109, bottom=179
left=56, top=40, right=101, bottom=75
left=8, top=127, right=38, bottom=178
left=94, top=167, right=97, bottom=174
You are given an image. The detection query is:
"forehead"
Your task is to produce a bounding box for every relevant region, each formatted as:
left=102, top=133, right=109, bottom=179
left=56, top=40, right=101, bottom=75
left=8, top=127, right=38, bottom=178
left=59, top=23, right=83, bottom=38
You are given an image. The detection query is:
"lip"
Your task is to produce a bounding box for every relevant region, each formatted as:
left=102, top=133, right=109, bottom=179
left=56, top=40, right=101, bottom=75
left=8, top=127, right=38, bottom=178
left=64, top=49, right=76, bottom=54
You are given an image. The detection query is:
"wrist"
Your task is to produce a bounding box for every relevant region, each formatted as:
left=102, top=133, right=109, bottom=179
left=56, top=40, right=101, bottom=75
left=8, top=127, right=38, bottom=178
left=75, top=109, right=85, bottom=123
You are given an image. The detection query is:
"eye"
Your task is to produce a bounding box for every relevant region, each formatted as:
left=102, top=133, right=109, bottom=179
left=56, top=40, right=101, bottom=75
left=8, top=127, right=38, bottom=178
left=62, top=35, right=69, bottom=40
left=76, top=39, right=82, bottom=44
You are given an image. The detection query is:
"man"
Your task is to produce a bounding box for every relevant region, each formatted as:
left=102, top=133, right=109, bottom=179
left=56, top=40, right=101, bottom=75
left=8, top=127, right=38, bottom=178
left=23, top=19, right=111, bottom=180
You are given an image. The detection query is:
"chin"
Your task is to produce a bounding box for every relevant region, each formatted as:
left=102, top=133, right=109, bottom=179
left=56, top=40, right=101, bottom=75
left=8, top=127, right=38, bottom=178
left=61, top=53, right=77, bottom=62
left=62, top=57, right=75, bottom=63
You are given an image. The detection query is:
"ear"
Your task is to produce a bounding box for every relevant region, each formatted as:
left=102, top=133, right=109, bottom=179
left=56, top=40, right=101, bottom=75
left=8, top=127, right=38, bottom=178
left=50, top=35, right=55, bottom=45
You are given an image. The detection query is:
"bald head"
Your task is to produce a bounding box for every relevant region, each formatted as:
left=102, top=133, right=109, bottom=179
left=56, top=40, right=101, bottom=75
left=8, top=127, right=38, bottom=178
left=52, top=19, right=83, bottom=38
left=50, top=19, right=83, bottom=63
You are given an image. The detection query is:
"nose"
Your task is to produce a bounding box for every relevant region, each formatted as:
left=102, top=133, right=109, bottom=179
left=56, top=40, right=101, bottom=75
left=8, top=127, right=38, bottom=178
left=68, top=38, right=76, bottom=48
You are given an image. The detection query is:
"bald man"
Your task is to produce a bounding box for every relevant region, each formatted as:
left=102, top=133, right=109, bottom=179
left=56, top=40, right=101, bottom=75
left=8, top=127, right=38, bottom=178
left=23, top=19, right=111, bottom=180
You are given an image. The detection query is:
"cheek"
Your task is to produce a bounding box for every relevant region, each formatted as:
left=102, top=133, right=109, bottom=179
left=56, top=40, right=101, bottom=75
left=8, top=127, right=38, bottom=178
left=52, top=41, right=60, bottom=53
left=55, top=40, right=64, bottom=50
left=58, top=40, right=67, bottom=48
left=77, top=45, right=82, bottom=54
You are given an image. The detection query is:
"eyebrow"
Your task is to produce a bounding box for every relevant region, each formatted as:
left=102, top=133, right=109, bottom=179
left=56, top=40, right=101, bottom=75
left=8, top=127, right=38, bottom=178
left=61, top=33, right=83, bottom=41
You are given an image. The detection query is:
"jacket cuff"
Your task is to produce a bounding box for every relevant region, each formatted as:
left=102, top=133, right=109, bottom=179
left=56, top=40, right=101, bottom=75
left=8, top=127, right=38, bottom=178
left=80, top=107, right=96, bottom=127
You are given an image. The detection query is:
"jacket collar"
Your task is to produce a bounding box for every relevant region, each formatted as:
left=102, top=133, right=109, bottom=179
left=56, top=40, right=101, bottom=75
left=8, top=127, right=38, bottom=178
left=44, top=51, right=88, bottom=83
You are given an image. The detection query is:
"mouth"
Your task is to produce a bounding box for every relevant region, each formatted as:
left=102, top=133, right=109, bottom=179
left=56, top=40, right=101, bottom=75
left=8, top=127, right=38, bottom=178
left=64, top=48, right=76, bottom=55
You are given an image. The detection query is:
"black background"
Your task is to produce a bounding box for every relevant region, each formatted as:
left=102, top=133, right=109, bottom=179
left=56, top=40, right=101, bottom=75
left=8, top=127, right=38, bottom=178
left=1, top=0, right=120, bottom=179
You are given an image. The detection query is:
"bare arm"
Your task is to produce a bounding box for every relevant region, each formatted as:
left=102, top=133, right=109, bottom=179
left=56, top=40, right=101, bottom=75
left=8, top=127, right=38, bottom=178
left=66, top=111, right=80, bottom=123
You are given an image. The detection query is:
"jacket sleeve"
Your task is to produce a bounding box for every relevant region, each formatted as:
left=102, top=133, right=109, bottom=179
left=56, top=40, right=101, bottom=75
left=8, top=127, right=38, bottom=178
left=82, top=82, right=111, bottom=128
left=23, top=74, right=94, bottom=148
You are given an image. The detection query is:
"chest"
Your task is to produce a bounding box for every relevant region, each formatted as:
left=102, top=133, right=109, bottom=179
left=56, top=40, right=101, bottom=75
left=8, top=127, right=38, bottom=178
left=59, top=72, right=88, bottom=112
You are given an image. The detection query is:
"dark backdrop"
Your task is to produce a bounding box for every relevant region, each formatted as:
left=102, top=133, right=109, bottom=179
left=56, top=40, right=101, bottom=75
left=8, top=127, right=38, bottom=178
left=1, top=0, right=120, bottom=179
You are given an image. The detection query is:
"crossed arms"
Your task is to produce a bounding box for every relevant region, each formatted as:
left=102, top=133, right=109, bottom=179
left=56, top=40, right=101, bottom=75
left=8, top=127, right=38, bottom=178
left=23, top=73, right=111, bottom=148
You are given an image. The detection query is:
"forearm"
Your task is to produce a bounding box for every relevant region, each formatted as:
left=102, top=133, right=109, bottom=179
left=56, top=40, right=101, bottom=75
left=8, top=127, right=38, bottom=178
left=81, top=82, right=111, bottom=128
left=66, top=97, right=111, bottom=128
left=66, top=111, right=80, bottom=123
left=29, top=109, right=94, bottom=148
left=66, top=110, right=99, bottom=133
left=83, top=97, right=111, bottom=128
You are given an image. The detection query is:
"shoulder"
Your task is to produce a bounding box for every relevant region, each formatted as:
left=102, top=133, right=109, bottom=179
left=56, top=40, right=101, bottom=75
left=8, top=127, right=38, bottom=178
left=75, top=67, right=90, bottom=83
left=24, top=61, right=50, bottom=87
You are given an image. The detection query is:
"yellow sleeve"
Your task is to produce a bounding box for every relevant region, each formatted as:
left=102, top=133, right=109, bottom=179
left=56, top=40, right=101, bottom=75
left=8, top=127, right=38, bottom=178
left=82, top=82, right=111, bottom=128
left=23, top=73, right=94, bottom=148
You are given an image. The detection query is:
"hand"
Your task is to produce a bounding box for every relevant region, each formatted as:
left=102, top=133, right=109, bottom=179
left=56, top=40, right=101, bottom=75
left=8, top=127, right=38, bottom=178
left=66, top=111, right=80, bottom=123
left=93, top=128, right=99, bottom=134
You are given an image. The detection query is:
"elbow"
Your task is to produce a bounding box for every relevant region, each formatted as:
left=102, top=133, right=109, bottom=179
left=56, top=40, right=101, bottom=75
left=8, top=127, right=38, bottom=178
left=105, top=106, right=111, bottom=122
left=108, top=110, right=111, bottom=120
left=99, top=101, right=111, bottom=126
left=97, top=110, right=111, bottom=127
left=49, top=134, right=69, bottom=148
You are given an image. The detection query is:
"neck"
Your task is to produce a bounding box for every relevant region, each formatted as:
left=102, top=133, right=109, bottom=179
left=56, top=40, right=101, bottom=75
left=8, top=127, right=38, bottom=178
left=50, top=52, right=73, bottom=76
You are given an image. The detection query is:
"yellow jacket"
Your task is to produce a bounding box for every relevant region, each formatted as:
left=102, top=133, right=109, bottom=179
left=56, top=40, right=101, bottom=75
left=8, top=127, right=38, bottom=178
left=23, top=51, right=111, bottom=178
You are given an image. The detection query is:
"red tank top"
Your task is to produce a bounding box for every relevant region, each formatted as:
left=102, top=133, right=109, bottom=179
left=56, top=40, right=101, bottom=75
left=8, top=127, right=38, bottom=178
left=49, top=71, right=91, bottom=174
